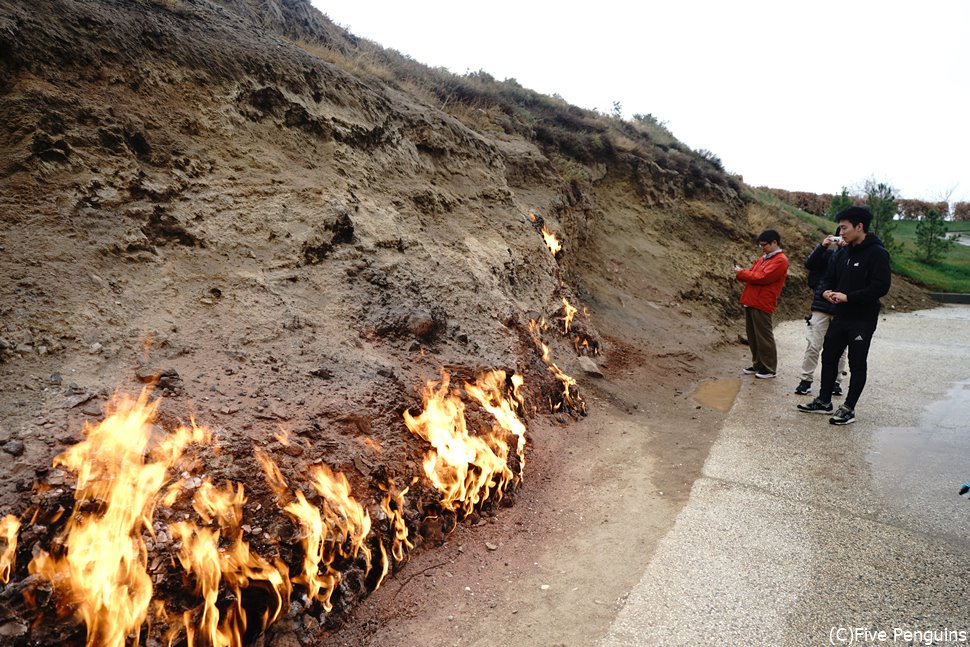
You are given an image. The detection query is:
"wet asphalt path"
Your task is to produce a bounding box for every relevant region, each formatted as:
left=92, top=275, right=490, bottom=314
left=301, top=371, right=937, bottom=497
left=600, top=305, right=970, bottom=646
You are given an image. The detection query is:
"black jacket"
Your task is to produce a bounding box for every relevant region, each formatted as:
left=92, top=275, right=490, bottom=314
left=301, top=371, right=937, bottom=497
left=805, top=244, right=837, bottom=315
left=819, top=235, right=892, bottom=321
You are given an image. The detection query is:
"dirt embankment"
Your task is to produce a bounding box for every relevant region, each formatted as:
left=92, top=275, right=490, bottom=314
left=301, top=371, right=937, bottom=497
left=0, top=1, right=935, bottom=645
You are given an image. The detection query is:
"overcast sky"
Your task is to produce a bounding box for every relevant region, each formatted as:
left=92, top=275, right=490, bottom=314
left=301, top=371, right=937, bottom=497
left=310, top=1, right=970, bottom=204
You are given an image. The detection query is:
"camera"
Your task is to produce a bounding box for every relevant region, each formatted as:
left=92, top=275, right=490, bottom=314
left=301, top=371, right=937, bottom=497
left=830, top=235, right=843, bottom=244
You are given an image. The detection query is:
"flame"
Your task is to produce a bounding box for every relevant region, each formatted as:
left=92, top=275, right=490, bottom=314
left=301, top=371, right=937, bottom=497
left=374, top=478, right=414, bottom=590
left=1, top=514, right=19, bottom=584
left=256, top=453, right=372, bottom=612
left=170, top=481, right=290, bottom=647
left=528, top=317, right=548, bottom=336
left=403, top=370, right=522, bottom=515
left=540, top=226, right=561, bottom=257
left=28, top=391, right=208, bottom=647
left=465, top=371, right=527, bottom=477
left=561, top=297, right=577, bottom=334
left=307, top=464, right=372, bottom=566
left=537, top=342, right=579, bottom=411
left=530, top=317, right=586, bottom=414
left=274, top=428, right=292, bottom=446
left=379, top=480, right=413, bottom=565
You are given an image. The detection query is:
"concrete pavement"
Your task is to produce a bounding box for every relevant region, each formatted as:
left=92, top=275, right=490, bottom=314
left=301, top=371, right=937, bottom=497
left=600, top=305, right=970, bottom=646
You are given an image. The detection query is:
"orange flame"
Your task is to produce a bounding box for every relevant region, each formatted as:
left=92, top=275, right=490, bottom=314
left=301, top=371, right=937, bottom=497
left=540, top=226, right=561, bottom=257
left=528, top=317, right=548, bottom=337
left=0, top=514, right=19, bottom=584
left=28, top=391, right=208, bottom=647
left=373, top=478, right=414, bottom=591
left=561, top=297, right=577, bottom=334
left=170, top=481, right=290, bottom=647
left=403, top=370, right=523, bottom=515
left=379, top=480, right=413, bottom=565
left=256, top=453, right=372, bottom=612
left=465, top=371, right=527, bottom=477
left=537, top=342, right=580, bottom=411
left=307, top=464, right=372, bottom=567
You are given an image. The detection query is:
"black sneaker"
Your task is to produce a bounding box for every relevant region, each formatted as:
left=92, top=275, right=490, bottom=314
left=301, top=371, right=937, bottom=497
left=755, top=371, right=776, bottom=379
left=797, top=398, right=833, bottom=414
left=794, top=380, right=812, bottom=395
left=829, top=405, right=855, bottom=425
left=832, top=383, right=844, bottom=397
left=742, top=366, right=759, bottom=375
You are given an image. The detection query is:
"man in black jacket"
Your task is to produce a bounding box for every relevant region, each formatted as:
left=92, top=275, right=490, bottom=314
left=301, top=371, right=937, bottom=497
left=797, top=206, right=892, bottom=425
left=795, top=230, right=848, bottom=396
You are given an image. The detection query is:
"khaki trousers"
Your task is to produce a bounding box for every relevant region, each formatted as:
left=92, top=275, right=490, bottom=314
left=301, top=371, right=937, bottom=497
left=744, top=306, right=776, bottom=373
left=799, top=310, right=847, bottom=384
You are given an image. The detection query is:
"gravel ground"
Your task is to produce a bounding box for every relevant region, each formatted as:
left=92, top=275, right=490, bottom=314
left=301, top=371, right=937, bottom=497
left=600, top=304, right=970, bottom=646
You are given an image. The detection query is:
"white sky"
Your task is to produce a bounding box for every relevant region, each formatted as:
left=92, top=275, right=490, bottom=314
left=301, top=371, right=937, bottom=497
left=310, top=1, right=970, bottom=204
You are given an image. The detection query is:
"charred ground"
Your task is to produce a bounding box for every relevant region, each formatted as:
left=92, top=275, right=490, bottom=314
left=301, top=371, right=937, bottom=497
left=0, top=0, right=935, bottom=644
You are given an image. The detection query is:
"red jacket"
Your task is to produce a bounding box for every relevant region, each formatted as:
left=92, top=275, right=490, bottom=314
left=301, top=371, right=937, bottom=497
left=737, top=250, right=789, bottom=314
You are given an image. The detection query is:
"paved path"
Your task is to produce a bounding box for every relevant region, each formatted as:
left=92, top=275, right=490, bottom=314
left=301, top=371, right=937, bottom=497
left=600, top=305, right=970, bottom=646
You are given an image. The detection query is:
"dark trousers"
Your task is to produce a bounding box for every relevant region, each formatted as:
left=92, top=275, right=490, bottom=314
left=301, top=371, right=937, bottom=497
left=819, top=318, right=878, bottom=409
left=744, top=306, right=776, bottom=373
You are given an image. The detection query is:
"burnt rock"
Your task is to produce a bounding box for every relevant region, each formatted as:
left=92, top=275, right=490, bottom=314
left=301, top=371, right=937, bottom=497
left=31, top=133, right=72, bottom=162
left=2, top=439, right=25, bottom=457
left=142, top=206, right=202, bottom=247
left=373, top=305, right=445, bottom=342
left=302, top=210, right=355, bottom=264
left=309, top=366, right=333, bottom=379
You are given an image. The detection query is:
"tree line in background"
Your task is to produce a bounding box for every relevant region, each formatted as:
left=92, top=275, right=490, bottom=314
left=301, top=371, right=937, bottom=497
left=760, top=187, right=970, bottom=222
left=763, top=181, right=960, bottom=266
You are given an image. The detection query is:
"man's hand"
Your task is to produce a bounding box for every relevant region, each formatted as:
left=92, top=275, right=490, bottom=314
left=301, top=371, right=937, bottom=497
left=823, top=290, right=848, bottom=304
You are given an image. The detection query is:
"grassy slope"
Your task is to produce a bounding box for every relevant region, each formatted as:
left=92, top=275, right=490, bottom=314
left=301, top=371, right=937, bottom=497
left=892, top=221, right=970, bottom=292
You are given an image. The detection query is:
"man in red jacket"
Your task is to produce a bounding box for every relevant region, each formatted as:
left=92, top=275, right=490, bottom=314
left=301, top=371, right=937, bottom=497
left=733, top=229, right=789, bottom=379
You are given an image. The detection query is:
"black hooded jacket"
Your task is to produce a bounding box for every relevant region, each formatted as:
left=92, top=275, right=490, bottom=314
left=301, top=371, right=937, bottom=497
left=819, top=234, right=892, bottom=321
left=805, top=244, right=837, bottom=315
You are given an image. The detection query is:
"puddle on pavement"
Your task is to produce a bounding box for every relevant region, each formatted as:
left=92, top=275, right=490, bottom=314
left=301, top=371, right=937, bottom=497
left=692, top=378, right=741, bottom=412
left=868, top=378, right=970, bottom=545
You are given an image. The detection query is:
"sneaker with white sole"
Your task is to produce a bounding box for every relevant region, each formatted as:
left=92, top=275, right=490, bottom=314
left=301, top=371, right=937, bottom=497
left=794, top=379, right=812, bottom=395
left=829, top=405, right=855, bottom=425
left=742, top=366, right=759, bottom=375
left=755, top=370, right=776, bottom=379
left=832, top=383, right=844, bottom=397
left=797, top=398, right=833, bottom=414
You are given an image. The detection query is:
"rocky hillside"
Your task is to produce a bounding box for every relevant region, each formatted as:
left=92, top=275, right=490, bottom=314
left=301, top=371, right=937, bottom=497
left=0, top=0, right=935, bottom=645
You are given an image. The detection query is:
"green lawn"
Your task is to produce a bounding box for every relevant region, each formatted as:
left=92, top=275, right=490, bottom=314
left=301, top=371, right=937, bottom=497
left=889, top=220, right=970, bottom=292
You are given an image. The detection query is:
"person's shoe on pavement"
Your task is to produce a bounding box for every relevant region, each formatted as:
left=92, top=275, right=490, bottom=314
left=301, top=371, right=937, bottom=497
left=797, top=398, right=833, bottom=414
left=829, top=405, right=855, bottom=425
left=794, top=379, right=812, bottom=395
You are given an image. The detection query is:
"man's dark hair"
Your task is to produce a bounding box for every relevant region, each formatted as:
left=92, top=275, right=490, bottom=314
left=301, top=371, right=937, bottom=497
left=835, top=206, right=873, bottom=232
left=757, top=229, right=781, bottom=245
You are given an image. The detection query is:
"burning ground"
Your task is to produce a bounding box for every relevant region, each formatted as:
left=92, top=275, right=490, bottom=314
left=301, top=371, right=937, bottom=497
left=0, top=0, right=936, bottom=645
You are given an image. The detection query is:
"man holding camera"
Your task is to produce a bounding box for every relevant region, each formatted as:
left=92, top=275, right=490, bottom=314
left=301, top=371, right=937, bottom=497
left=794, top=229, right=848, bottom=396
left=733, top=229, right=789, bottom=379
left=797, top=206, right=892, bottom=425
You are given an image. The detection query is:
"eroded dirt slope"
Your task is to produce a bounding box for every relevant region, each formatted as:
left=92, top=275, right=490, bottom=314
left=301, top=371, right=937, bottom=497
left=0, top=0, right=935, bottom=644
